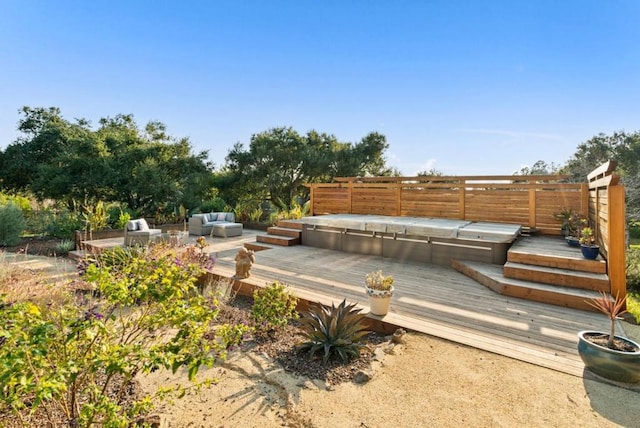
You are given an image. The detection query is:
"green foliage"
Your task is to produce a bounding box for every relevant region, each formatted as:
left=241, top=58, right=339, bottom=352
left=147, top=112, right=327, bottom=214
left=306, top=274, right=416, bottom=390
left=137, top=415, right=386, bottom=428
left=249, top=207, right=263, bottom=222
left=251, top=281, right=299, bottom=333
left=82, top=200, right=109, bottom=231
left=215, top=323, right=253, bottom=351
left=626, top=247, right=640, bottom=293
left=0, top=107, right=215, bottom=216
left=198, top=197, right=227, bottom=214
left=42, top=209, right=84, bottom=239
left=54, top=239, right=75, bottom=255
left=0, top=249, right=223, bottom=426
left=0, top=202, right=26, bottom=245
left=627, top=292, right=640, bottom=323
left=297, top=299, right=370, bottom=364
left=219, top=127, right=391, bottom=211
left=0, top=193, right=31, bottom=212
left=629, top=220, right=640, bottom=241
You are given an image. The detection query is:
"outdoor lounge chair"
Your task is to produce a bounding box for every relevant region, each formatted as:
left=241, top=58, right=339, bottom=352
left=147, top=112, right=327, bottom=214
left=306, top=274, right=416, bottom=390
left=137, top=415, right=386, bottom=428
left=124, top=219, right=162, bottom=246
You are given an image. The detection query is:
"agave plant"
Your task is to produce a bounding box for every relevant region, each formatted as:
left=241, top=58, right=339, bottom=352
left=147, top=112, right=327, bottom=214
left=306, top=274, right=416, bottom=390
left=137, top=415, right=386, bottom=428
left=297, top=299, right=370, bottom=364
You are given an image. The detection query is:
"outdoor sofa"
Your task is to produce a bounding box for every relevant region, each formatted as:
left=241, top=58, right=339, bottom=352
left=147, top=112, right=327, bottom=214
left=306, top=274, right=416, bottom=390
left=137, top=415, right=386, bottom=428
left=124, top=218, right=162, bottom=246
left=188, top=212, right=243, bottom=237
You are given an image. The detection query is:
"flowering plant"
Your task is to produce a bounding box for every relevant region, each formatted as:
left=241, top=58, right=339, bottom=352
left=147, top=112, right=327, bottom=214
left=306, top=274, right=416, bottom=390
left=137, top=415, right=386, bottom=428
left=365, top=270, right=394, bottom=291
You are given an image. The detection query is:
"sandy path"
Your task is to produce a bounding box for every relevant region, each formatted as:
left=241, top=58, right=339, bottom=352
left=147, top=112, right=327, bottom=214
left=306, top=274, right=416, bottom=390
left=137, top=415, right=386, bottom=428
left=141, top=332, right=640, bottom=428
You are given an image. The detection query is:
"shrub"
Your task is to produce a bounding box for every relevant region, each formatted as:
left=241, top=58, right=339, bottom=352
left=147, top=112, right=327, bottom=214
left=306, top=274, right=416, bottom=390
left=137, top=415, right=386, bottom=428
left=627, top=247, right=640, bottom=293
left=197, top=197, right=227, bottom=214
left=215, top=323, right=253, bottom=353
left=30, top=209, right=84, bottom=239
left=0, top=202, right=27, bottom=246
left=82, top=201, right=109, bottom=231
left=54, top=239, right=75, bottom=255
left=250, top=281, right=299, bottom=333
left=297, top=299, right=370, bottom=364
left=0, top=250, right=224, bottom=426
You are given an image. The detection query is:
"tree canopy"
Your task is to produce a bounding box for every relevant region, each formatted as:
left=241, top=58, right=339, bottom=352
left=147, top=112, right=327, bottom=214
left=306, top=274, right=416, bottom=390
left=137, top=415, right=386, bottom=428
left=0, top=107, right=215, bottom=216
left=216, top=127, right=393, bottom=210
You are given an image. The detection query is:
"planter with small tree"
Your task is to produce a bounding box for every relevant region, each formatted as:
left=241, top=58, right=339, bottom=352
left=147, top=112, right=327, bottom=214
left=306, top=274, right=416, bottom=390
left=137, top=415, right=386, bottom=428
left=577, top=292, right=640, bottom=383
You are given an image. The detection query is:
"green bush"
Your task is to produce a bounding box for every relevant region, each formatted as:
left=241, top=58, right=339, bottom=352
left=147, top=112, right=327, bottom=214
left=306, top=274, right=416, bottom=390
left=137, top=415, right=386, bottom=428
left=0, top=250, right=224, bottom=426
left=626, top=247, right=640, bottom=293
left=251, top=281, right=299, bottom=333
left=0, top=193, right=31, bottom=212
left=297, top=299, right=370, bottom=364
left=54, top=239, right=75, bottom=255
left=629, top=220, right=640, bottom=241
left=0, top=202, right=26, bottom=246
left=197, top=197, right=227, bottom=214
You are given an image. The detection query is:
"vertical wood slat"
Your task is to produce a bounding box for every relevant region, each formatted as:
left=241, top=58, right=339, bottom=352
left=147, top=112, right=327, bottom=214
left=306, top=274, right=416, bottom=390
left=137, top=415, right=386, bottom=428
left=608, top=185, right=627, bottom=302
left=459, top=180, right=466, bottom=220
left=396, top=182, right=402, bottom=216
left=528, top=186, right=537, bottom=228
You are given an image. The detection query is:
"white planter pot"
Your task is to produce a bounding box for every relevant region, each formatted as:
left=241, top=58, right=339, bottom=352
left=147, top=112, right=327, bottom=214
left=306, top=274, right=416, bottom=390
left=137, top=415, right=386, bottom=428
left=365, top=286, right=394, bottom=316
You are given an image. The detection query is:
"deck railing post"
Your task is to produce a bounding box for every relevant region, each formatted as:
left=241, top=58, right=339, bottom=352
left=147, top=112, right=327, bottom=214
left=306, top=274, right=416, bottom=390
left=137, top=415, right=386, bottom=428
left=608, top=184, right=627, bottom=303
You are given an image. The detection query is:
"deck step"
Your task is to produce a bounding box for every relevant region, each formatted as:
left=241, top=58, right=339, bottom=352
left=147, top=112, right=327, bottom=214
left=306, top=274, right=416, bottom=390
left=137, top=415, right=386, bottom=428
left=507, top=236, right=606, bottom=274
left=276, top=219, right=304, bottom=230
left=266, top=226, right=302, bottom=238
left=256, top=234, right=301, bottom=246
left=503, top=261, right=610, bottom=292
left=244, top=242, right=275, bottom=252
left=452, top=259, right=602, bottom=312
left=68, top=250, right=86, bottom=261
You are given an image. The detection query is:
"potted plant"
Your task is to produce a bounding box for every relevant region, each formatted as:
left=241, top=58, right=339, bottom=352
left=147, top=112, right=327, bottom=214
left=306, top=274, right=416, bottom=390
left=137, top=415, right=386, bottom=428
left=554, top=208, right=582, bottom=246
left=578, top=292, right=640, bottom=383
left=579, top=226, right=600, bottom=259
left=365, top=270, right=394, bottom=316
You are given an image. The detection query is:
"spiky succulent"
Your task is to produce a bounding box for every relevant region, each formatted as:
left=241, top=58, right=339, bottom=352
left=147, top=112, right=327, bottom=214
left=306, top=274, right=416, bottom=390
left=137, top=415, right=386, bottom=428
left=297, top=299, right=370, bottom=364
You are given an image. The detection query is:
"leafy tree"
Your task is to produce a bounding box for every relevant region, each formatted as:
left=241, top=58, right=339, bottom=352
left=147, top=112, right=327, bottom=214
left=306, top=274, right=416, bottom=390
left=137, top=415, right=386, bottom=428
left=0, top=108, right=215, bottom=217
left=218, top=127, right=391, bottom=210
left=513, top=160, right=562, bottom=176
left=561, top=131, right=640, bottom=219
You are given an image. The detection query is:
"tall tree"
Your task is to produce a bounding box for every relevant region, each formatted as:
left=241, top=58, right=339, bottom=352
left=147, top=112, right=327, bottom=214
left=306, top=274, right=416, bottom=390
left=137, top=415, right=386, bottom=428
left=0, top=107, right=215, bottom=215
left=218, top=127, right=392, bottom=210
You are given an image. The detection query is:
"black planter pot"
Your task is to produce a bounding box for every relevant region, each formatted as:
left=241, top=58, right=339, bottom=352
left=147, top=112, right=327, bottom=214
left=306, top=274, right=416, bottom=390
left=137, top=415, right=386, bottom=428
left=577, top=331, right=640, bottom=383
left=581, top=244, right=600, bottom=260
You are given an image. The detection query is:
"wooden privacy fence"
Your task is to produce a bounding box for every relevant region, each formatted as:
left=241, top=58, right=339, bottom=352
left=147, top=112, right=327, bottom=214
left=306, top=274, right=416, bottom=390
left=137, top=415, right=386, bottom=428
left=306, top=174, right=586, bottom=234
left=305, top=161, right=627, bottom=299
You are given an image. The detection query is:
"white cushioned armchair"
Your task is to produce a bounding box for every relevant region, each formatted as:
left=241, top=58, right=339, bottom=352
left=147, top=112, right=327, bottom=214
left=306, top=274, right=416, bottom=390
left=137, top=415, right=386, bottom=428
left=189, top=212, right=243, bottom=237
left=124, top=219, right=162, bottom=246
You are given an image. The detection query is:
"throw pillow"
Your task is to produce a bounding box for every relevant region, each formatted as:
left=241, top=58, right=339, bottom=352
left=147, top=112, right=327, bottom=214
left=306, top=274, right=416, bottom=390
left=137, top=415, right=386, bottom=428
left=217, top=212, right=227, bottom=221
left=137, top=219, right=150, bottom=231
left=126, top=220, right=138, bottom=231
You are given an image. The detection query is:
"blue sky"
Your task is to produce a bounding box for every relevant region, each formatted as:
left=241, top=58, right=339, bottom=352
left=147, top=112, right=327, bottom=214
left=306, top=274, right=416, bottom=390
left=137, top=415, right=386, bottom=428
left=1, top=1, right=638, bottom=175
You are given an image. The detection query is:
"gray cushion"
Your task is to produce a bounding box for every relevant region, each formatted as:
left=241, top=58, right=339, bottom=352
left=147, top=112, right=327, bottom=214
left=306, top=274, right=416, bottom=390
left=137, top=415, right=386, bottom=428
left=126, top=220, right=138, bottom=231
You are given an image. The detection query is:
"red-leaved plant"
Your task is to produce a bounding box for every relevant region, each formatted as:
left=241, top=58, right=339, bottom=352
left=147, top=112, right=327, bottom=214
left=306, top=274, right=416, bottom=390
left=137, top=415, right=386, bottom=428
left=586, top=291, right=628, bottom=348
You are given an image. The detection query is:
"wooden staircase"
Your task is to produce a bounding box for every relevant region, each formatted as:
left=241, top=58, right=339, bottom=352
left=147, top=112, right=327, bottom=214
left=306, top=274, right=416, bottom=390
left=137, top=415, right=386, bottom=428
left=254, top=220, right=303, bottom=247
left=452, top=236, right=609, bottom=312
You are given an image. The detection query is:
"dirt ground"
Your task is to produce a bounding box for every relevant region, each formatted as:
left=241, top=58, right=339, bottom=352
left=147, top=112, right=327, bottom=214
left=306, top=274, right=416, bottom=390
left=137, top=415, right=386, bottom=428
left=141, top=326, right=640, bottom=428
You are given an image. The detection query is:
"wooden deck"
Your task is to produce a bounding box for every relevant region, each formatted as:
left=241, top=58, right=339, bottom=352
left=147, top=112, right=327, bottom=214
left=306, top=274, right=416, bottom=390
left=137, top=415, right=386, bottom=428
left=77, top=230, right=631, bottom=384
left=208, top=232, right=630, bottom=382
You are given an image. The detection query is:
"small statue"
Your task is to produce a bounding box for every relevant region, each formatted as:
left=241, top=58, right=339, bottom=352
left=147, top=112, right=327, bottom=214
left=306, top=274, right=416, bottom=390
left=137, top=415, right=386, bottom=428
left=234, top=247, right=256, bottom=279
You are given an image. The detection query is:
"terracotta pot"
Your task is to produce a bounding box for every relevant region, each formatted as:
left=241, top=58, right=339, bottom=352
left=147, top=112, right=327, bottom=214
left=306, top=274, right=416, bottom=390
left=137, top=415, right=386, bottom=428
left=577, top=331, right=640, bottom=383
